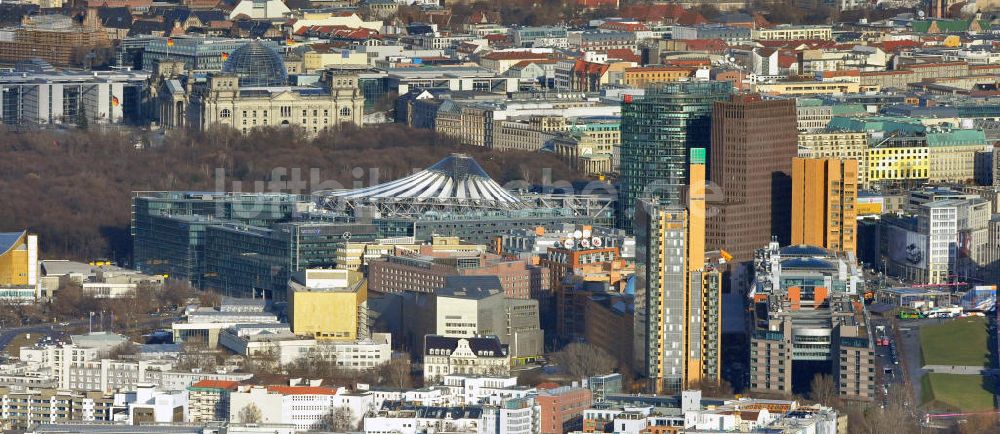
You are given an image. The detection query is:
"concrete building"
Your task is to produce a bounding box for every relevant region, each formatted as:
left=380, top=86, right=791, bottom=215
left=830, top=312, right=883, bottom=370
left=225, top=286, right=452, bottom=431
left=707, top=96, right=798, bottom=263
left=287, top=269, right=368, bottom=341
left=634, top=150, right=722, bottom=394
left=186, top=379, right=238, bottom=423
left=433, top=276, right=543, bottom=363
left=791, top=158, right=859, bottom=254
left=750, top=242, right=873, bottom=400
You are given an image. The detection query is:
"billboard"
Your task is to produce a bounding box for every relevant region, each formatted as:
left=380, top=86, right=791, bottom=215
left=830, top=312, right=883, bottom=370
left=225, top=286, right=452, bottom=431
left=885, top=225, right=927, bottom=270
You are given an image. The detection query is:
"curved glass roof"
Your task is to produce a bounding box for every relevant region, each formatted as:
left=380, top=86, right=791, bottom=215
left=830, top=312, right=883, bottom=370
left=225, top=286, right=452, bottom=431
left=222, top=40, right=287, bottom=87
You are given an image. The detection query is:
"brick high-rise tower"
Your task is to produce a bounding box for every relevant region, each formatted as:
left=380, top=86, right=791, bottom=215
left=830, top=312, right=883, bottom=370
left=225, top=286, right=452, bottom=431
left=706, top=96, right=798, bottom=263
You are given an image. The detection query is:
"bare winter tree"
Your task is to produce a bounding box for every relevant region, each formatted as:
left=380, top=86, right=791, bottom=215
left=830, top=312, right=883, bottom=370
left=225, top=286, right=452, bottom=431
left=237, top=403, right=263, bottom=424
left=380, top=355, right=413, bottom=389
left=808, top=373, right=838, bottom=408
left=549, top=342, right=617, bottom=379
left=322, top=405, right=355, bottom=432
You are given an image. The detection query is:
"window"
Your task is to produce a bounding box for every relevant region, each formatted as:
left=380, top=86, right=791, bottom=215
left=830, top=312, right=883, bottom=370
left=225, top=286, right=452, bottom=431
left=219, top=109, right=231, bottom=118
left=340, top=107, right=352, bottom=117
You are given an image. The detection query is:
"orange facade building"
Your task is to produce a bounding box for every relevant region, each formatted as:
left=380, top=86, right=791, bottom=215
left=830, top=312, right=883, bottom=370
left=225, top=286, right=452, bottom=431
left=791, top=158, right=858, bottom=254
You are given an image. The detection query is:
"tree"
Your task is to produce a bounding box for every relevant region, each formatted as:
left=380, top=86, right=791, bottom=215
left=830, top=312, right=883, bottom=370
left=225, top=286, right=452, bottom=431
left=549, top=342, right=617, bottom=379
left=380, top=355, right=413, bottom=389
left=237, top=403, right=263, bottom=424
left=808, top=373, right=838, bottom=407
left=322, top=405, right=355, bottom=432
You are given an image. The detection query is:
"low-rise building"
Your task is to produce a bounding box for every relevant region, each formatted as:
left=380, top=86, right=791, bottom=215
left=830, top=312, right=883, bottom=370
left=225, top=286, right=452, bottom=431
left=423, top=336, right=510, bottom=384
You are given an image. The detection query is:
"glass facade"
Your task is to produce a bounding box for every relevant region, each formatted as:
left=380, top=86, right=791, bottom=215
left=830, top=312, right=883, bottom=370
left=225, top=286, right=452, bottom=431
left=221, top=40, right=288, bottom=87
left=616, top=81, right=730, bottom=231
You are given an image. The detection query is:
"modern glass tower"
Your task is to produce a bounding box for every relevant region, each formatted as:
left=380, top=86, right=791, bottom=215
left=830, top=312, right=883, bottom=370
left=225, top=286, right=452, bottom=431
left=616, top=81, right=731, bottom=232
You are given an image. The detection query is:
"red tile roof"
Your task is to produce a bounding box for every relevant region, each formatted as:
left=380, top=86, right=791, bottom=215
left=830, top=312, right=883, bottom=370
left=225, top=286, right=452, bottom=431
left=606, top=48, right=640, bottom=63
left=191, top=380, right=239, bottom=390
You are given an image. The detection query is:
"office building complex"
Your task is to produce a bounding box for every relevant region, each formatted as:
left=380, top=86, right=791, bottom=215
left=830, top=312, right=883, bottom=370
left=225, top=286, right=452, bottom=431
left=0, top=65, right=149, bottom=127
left=617, top=81, right=731, bottom=231
left=633, top=150, right=722, bottom=394
left=791, top=158, right=859, bottom=254
left=750, top=242, right=873, bottom=400
left=707, top=96, right=798, bottom=263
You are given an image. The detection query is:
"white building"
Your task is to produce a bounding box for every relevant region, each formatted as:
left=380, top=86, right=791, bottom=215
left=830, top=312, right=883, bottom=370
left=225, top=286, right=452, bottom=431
left=228, top=0, right=290, bottom=20
left=363, top=404, right=497, bottom=434
left=229, top=385, right=338, bottom=431
left=423, top=336, right=510, bottom=384
left=116, top=384, right=187, bottom=424
left=219, top=325, right=392, bottom=368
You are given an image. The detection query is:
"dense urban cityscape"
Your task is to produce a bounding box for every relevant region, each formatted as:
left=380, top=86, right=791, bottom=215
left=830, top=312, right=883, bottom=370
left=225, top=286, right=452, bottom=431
left=0, top=0, right=999, bottom=433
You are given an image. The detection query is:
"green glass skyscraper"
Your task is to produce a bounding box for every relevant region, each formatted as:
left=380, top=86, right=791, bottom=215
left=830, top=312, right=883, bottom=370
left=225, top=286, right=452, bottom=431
left=616, top=81, right=731, bottom=232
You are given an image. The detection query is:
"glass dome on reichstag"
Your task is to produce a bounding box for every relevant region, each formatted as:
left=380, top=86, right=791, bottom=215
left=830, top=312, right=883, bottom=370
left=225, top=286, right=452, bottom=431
left=222, top=40, right=287, bottom=87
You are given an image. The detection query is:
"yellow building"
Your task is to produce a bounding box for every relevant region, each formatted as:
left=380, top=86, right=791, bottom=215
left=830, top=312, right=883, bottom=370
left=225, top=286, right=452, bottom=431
left=287, top=269, right=367, bottom=341
left=791, top=158, right=858, bottom=254
left=302, top=50, right=369, bottom=72
left=622, top=66, right=695, bottom=87
left=752, top=25, right=833, bottom=41
left=866, top=146, right=929, bottom=183
left=797, top=131, right=869, bottom=186
left=0, top=231, right=39, bottom=301
left=634, top=148, right=721, bottom=394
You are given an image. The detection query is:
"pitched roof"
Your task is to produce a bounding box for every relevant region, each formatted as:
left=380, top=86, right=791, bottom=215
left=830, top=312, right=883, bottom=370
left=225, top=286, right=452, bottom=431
left=424, top=335, right=508, bottom=356
left=0, top=231, right=25, bottom=256
left=191, top=379, right=240, bottom=390
left=606, top=48, right=640, bottom=63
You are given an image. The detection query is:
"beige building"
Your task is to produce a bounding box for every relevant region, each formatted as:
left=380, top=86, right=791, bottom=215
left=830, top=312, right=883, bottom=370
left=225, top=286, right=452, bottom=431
left=752, top=25, right=833, bottom=41
left=492, top=119, right=557, bottom=152
left=927, top=130, right=988, bottom=183
left=191, top=73, right=364, bottom=135
left=753, top=80, right=861, bottom=95
left=798, top=132, right=869, bottom=186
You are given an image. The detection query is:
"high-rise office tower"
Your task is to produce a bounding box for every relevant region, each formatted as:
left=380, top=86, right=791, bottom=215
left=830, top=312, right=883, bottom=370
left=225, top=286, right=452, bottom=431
left=791, top=158, right=859, bottom=254
left=634, top=149, right=722, bottom=394
left=617, top=81, right=731, bottom=232
left=706, top=95, right=798, bottom=263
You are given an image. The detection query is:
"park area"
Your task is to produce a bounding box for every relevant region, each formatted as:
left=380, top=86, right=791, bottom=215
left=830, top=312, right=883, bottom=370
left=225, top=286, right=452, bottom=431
left=919, top=317, right=996, bottom=411
left=921, top=373, right=996, bottom=412
left=920, top=317, right=990, bottom=367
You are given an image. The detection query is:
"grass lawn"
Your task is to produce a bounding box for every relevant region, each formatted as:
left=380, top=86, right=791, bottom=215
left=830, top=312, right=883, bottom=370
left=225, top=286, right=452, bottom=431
left=921, top=373, right=996, bottom=412
left=3, top=332, right=38, bottom=358
left=919, top=317, right=990, bottom=367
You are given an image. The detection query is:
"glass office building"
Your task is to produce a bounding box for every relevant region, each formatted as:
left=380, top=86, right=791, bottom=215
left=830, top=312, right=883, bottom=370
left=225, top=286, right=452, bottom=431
left=616, top=81, right=730, bottom=232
